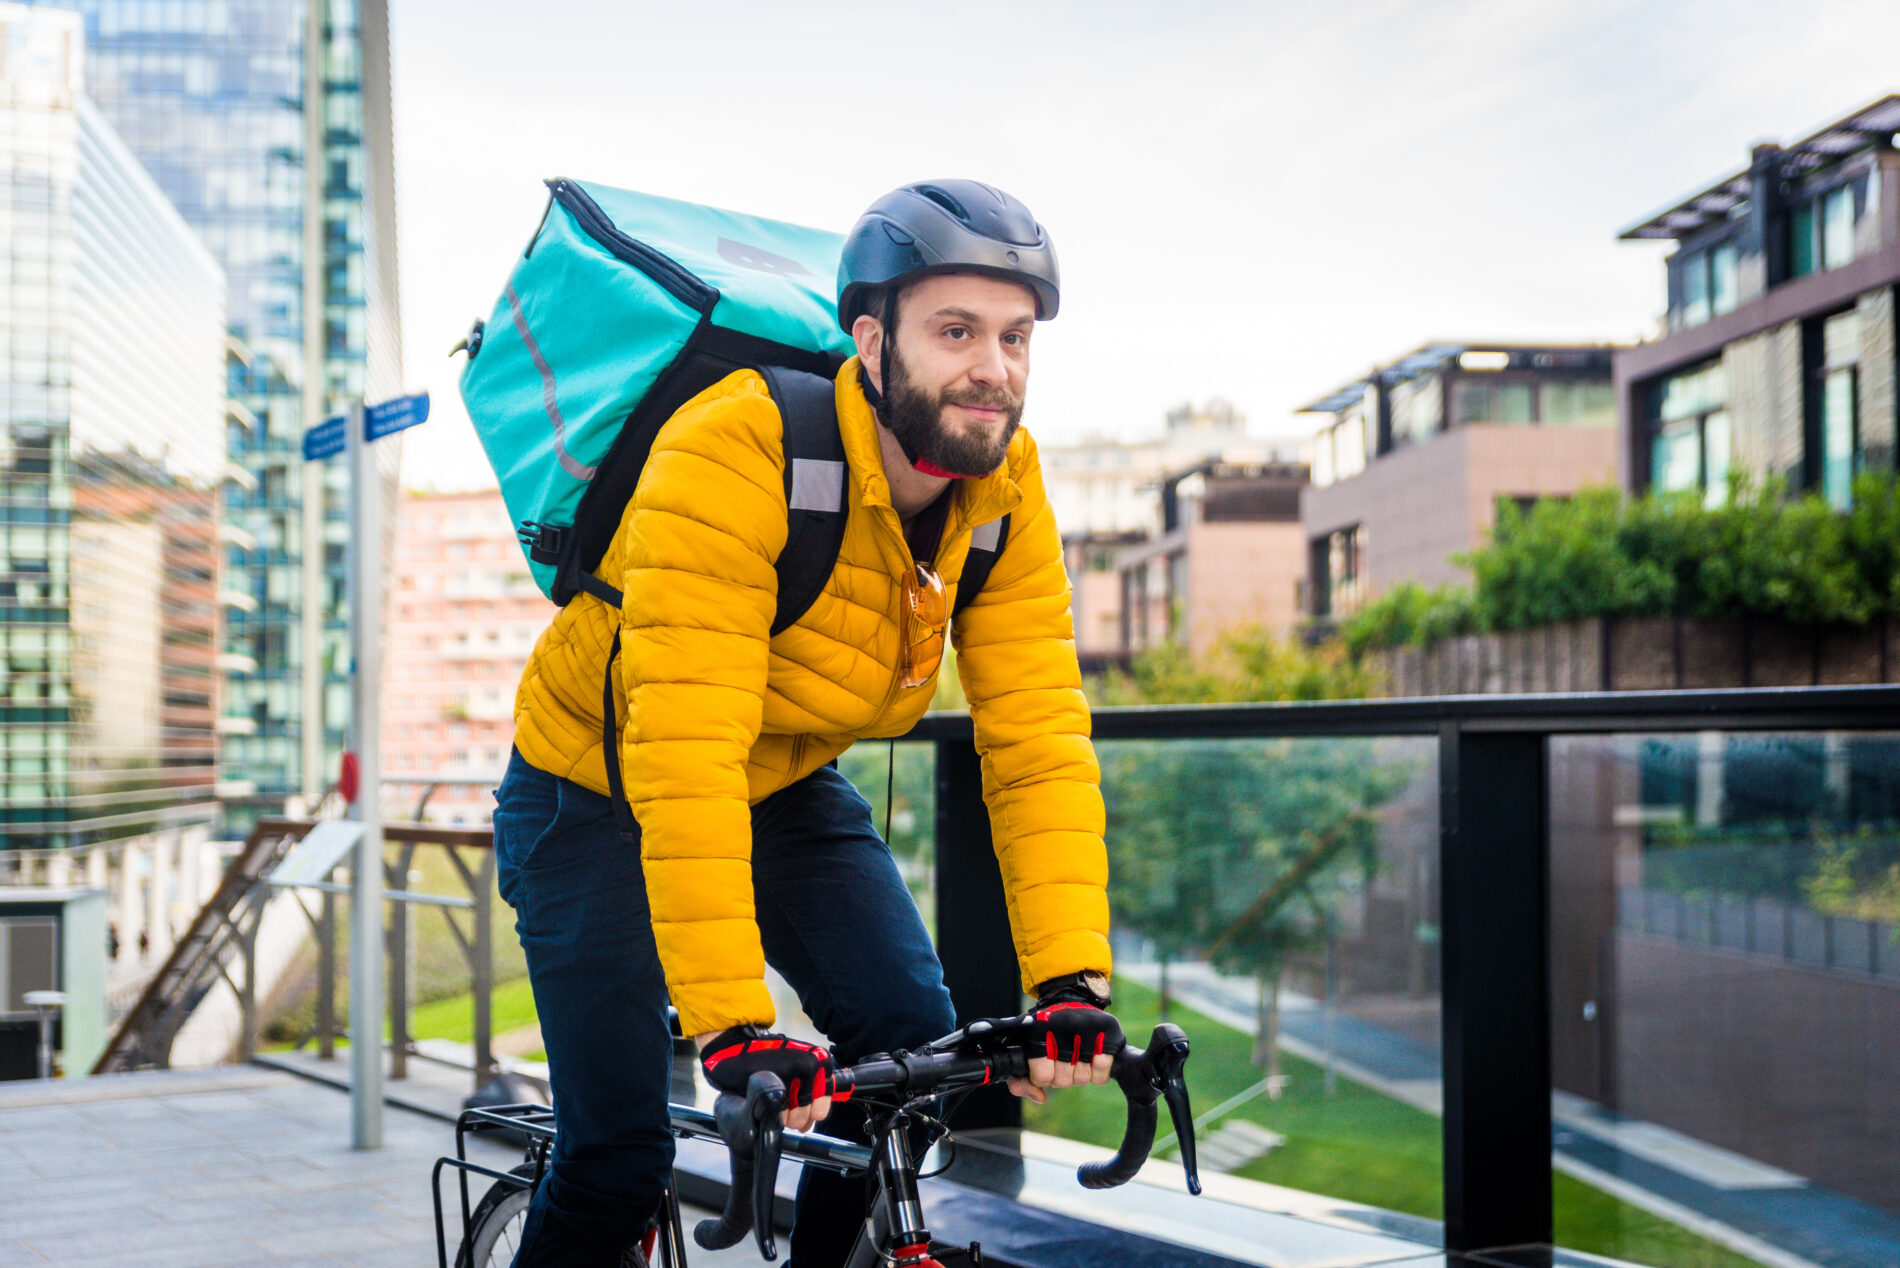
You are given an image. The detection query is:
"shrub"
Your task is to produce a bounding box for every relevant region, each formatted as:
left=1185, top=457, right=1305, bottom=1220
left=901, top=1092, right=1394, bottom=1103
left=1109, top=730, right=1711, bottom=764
left=1340, top=582, right=1476, bottom=654
left=1339, top=471, right=1900, bottom=654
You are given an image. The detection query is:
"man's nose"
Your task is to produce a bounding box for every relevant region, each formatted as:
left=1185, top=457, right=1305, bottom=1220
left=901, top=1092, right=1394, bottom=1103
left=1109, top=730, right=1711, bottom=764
left=968, top=338, right=1009, bottom=386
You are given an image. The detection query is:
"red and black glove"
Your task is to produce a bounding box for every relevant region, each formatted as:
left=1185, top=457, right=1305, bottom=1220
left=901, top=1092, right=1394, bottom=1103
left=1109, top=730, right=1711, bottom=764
left=1022, top=997, right=1125, bottom=1068
left=698, top=1026, right=839, bottom=1109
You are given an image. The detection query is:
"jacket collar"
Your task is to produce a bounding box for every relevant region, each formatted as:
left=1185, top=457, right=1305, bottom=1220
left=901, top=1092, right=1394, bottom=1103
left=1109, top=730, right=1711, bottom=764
left=833, top=357, right=1022, bottom=538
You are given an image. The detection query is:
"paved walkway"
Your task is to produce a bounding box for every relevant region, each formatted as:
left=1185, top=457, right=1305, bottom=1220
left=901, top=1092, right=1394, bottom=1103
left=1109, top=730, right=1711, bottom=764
left=0, top=1067, right=758, bottom=1267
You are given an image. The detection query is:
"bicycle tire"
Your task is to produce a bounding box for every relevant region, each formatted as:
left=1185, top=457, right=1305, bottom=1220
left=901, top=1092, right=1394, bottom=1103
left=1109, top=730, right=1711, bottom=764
left=456, top=1164, right=649, bottom=1268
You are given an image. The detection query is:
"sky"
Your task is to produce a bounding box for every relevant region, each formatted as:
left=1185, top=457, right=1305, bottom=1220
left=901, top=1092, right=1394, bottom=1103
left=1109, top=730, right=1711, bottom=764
left=386, top=0, right=1900, bottom=491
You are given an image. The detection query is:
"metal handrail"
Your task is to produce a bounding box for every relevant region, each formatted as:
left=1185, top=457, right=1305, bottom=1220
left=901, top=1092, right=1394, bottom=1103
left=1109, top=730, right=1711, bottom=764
left=911, top=683, right=1900, bottom=741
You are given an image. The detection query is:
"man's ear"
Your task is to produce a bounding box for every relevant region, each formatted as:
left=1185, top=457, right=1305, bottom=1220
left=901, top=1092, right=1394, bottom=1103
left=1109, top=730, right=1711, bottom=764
left=851, top=312, right=884, bottom=396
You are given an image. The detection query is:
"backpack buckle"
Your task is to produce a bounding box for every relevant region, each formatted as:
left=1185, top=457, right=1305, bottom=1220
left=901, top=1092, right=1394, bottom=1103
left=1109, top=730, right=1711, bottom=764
left=518, top=521, right=568, bottom=565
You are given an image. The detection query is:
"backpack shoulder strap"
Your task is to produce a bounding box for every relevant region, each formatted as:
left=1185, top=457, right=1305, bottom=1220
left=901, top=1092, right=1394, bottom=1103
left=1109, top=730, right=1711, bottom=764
left=952, top=513, right=1011, bottom=619
left=761, top=365, right=848, bottom=636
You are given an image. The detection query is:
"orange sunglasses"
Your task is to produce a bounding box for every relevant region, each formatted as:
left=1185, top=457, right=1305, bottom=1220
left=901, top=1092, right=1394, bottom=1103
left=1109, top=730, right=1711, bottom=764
left=900, top=563, right=949, bottom=689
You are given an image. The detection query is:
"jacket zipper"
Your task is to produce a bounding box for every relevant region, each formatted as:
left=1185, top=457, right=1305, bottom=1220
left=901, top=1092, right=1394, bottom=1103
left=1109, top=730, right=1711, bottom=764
left=869, top=506, right=931, bottom=724
left=546, top=179, right=718, bottom=315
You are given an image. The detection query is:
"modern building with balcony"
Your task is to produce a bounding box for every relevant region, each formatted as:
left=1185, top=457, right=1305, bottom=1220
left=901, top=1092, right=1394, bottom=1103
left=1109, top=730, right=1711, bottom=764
left=1, top=4, right=227, bottom=853
left=1616, top=95, right=1900, bottom=505
left=384, top=490, right=552, bottom=823
left=30, top=0, right=405, bottom=820
left=1298, top=343, right=1619, bottom=621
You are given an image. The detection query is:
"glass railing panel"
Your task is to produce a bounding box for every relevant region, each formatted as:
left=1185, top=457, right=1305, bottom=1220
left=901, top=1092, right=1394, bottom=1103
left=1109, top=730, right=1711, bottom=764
left=838, top=739, right=937, bottom=915
left=1550, top=730, right=1900, bottom=1268
left=1022, top=734, right=1444, bottom=1223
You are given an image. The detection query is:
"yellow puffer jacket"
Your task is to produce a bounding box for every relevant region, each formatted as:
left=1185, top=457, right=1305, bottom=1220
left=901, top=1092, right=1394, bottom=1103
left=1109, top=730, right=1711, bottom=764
left=513, top=357, right=1109, bottom=1037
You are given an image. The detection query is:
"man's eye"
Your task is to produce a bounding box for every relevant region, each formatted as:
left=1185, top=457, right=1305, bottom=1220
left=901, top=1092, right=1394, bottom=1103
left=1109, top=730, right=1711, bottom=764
left=1003, top=332, right=1027, bottom=348
left=943, top=326, right=970, bottom=340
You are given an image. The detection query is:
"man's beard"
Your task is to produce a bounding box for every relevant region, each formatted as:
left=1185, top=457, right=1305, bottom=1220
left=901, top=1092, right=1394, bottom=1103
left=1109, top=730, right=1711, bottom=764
left=879, top=340, right=1023, bottom=477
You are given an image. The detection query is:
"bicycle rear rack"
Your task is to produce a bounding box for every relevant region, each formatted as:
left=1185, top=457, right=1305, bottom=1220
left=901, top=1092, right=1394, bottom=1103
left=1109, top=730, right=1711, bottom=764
left=433, top=1103, right=557, bottom=1268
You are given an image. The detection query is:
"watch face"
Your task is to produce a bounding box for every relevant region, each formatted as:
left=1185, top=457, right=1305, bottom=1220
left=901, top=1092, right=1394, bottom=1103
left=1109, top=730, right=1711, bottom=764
left=1082, top=971, right=1111, bottom=1003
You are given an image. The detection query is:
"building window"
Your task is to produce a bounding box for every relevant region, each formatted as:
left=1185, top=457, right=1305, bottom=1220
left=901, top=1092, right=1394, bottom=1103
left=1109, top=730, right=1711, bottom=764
left=1681, top=248, right=1711, bottom=328
left=1817, top=308, right=1861, bottom=510
left=1791, top=177, right=1870, bottom=278
left=1540, top=379, right=1615, bottom=426
left=1389, top=375, right=1443, bottom=447
left=1308, top=525, right=1365, bottom=619
left=1453, top=377, right=1536, bottom=425
left=1649, top=361, right=1729, bottom=508
left=1676, top=241, right=1739, bottom=330
left=1334, top=410, right=1368, bottom=480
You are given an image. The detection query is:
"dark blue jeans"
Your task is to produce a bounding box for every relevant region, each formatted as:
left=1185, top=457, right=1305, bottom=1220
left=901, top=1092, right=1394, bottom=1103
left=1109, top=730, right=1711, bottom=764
left=492, top=748, right=956, bottom=1267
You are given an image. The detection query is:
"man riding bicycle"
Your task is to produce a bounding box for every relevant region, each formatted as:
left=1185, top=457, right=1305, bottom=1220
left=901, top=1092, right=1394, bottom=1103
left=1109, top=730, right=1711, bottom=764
left=493, top=180, right=1122, bottom=1267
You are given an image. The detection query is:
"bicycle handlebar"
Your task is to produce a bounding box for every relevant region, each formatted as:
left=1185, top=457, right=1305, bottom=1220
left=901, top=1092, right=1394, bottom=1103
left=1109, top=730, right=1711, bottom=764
left=692, top=1021, right=1200, bottom=1260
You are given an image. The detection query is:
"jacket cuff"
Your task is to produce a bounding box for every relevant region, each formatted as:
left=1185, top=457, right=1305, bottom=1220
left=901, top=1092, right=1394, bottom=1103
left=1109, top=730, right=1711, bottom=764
left=671, top=980, right=777, bottom=1042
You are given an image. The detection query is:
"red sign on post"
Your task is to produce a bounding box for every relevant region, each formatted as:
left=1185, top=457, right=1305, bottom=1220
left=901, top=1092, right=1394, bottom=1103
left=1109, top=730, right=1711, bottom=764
left=338, top=751, right=361, bottom=805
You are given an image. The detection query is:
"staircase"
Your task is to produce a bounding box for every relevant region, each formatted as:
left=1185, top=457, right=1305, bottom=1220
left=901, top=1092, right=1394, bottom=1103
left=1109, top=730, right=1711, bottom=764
left=92, top=818, right=313, bottom=1074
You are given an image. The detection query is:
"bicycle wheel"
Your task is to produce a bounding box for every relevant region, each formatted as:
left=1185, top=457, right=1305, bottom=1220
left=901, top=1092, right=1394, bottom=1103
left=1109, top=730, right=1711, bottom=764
left=457, top=1165, right=650, bottom=1268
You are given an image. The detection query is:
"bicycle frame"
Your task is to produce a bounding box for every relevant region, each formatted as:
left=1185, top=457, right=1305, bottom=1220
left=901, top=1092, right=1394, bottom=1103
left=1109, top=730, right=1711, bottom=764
left=432, top=1101, right=890, bottom=1267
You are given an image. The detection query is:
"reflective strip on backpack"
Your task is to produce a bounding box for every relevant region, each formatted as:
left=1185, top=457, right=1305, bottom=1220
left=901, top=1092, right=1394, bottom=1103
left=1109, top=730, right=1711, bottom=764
left=788, top=458, right=845, bottom=513
left=970, top=517, right=1003, bottom=553
left=504, top=284, right=598, bottom=481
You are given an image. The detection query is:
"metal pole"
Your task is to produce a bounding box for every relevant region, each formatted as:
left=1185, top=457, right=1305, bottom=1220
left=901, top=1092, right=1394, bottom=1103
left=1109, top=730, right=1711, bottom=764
left=388, top=843, right=414, bottom=1081
left=317, top=889, right=336, bottom=1059
left=474, top=848, right=496, bottom=1086
left=348, top=399, right=385, bottom=1150
left=1438, top=723, right=1551, bottom=1253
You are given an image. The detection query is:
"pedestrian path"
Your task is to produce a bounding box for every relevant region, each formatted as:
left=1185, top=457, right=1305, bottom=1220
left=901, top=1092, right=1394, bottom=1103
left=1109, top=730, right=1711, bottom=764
left=1120, top=959, right=1900, bottom=1268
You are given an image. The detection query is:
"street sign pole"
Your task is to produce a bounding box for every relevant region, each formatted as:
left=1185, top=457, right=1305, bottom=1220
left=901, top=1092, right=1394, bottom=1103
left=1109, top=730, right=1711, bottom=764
left=346, top=399, right=384, bottom=1151
left=303, top=390, right=423, bottom=1151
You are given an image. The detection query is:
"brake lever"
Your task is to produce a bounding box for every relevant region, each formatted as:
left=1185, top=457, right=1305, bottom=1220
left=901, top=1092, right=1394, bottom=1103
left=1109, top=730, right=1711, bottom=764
left=1147, top=1025, right=1200, bottom=1195
left=746, top=1072, right=786, bottom=1261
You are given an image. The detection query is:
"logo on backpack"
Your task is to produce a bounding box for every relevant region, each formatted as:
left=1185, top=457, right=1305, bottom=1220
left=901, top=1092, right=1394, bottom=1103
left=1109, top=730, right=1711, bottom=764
left=717, top=237, right=815, bottom=279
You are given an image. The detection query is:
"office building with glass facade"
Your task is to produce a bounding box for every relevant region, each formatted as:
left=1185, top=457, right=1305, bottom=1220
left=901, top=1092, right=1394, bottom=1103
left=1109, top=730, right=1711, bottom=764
left=1617, top=96, right=1900, bottom=508
left=30, top=0, right=404, bottom=817
left=1, top=3, right=227, bottom=849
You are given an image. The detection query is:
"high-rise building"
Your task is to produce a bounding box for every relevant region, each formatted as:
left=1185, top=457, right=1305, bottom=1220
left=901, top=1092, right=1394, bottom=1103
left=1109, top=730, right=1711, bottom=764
left=31, top=0, right=404, bottom=818
left=385, top=490, right=552, bottom=823
left=1, top=3, right=228, bottom=849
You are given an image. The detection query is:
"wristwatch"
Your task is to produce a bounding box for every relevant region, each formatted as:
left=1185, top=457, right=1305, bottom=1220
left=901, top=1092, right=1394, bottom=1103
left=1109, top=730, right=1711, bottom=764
left=1039, top=970, right=1112, bottom=1009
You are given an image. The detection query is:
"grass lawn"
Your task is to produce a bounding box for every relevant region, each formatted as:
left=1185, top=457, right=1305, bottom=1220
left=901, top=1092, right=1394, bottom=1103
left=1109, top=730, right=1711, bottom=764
left=409, top=974, right=539, bottom=1045
left=1026, top=979, right=1765, bottom=1268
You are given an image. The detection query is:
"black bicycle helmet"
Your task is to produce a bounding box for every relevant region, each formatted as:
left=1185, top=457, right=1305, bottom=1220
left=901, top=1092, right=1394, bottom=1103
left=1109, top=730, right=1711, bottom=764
left=837, top=180, right=1060, bottom=332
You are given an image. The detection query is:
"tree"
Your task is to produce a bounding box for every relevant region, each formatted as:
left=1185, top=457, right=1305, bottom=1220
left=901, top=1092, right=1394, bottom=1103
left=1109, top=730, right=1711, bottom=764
left=1089, top=627, right=1412, bottom=1071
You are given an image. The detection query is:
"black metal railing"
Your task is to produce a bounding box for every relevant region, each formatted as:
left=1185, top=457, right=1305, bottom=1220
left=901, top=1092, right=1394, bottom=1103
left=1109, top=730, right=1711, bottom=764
left=913, top=683, right=1900, bottom=1258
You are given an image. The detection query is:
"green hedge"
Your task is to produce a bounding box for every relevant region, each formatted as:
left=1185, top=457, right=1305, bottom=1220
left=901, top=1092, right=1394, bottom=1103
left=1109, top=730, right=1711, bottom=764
left=1342, top=473, right=1900, bottom=654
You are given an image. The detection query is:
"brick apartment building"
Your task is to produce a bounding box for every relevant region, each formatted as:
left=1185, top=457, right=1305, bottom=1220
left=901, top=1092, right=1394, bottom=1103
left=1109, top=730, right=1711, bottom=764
left=385, top=490, right=553, bottom=823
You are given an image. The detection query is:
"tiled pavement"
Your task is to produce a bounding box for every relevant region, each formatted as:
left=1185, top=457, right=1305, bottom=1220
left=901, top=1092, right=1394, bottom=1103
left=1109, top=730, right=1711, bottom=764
left=0, top=1067, right=754, bottom=1267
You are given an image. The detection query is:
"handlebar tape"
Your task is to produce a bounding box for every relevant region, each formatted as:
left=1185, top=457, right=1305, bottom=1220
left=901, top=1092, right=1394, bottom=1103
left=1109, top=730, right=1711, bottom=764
left=1077, top=1098, right=1158, bottom=1189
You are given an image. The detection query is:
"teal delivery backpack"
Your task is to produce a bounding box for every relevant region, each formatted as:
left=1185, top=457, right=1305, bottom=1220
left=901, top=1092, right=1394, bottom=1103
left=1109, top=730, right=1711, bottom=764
left=458, top=178, right=855, bottom=611
left=458, top=178, right=1009, bottom=631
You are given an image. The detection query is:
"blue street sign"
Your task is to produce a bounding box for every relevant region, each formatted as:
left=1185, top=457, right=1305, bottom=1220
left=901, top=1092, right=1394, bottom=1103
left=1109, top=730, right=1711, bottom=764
left=302, top=414, right=348, bottom=462
left=365, top=391, right=430, bottom=442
